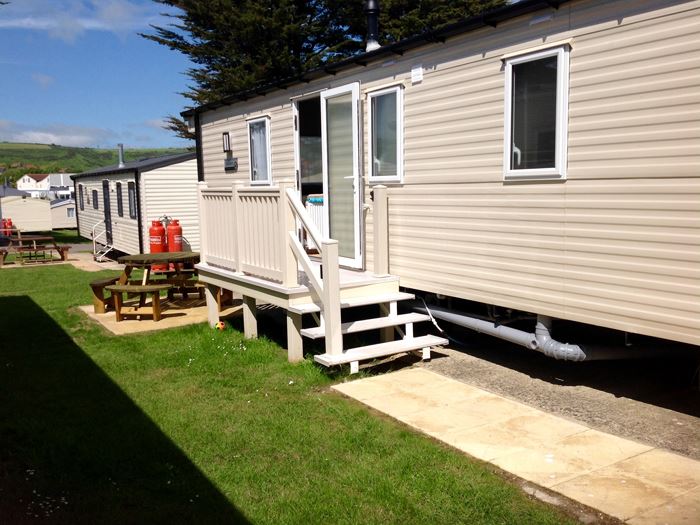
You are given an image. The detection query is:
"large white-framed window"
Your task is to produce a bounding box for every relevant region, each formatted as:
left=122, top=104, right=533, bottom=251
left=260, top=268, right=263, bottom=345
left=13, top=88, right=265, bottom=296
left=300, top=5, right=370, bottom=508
left=247, top=116, right=272, bottom=184
left=503, top=45, right=569, bottom=180
left=367, top=85, right=403, bottom=183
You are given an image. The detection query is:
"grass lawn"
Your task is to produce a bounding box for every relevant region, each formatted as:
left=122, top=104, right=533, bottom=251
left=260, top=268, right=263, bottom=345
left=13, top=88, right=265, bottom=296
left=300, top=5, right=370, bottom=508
left=0, top=265, right=576, bottom=524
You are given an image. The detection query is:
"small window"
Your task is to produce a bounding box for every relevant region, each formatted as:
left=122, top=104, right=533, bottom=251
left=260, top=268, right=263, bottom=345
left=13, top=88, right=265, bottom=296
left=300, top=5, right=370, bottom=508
left=247, top=117, right=272, bottom=184
left=92, top=190, right=99, bottom=210
left=67, top=208, right=75, bottom=218
left=127, top=181, right=137, bottom=219
left=368, top=85, right=403, bottom=183
left=116, top=182, right=124, bottom=217
left=503, top=45, right=569, bottom=179
left=78, top=184, right=84, bottom=210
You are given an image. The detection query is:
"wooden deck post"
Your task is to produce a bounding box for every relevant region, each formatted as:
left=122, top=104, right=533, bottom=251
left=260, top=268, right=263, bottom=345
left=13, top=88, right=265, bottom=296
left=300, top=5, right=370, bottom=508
left=286, top=311, right=303, bottom=362
left=204, top=283, right=220, bottom=327
left=279, top=181, right=299, bottom=288
left=242, top=295, right=258, bottom=339
left=197, top=182, right=208, bottom=265
left=373, top=185, right=389, bottom=277
left=321, top=239, right=342, bottom=356
left=231, top=182, right=242, bottom=272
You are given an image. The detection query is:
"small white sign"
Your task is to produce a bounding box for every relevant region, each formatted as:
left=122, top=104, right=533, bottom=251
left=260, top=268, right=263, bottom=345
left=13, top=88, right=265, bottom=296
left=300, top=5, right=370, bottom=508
left=411, top=64, right=423, bottom=84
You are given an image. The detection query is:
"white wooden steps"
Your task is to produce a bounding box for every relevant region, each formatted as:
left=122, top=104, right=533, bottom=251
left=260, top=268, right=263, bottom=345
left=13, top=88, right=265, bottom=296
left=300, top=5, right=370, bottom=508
left=302, top=290, right=447, bottom=373
left=301, top=312, right=430, bottom=339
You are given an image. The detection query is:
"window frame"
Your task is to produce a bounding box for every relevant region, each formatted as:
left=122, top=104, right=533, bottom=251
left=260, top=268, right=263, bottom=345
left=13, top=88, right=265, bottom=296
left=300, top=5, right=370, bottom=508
left=367, top=85, right=404, bottom=184
left=92, top=189, right=99, bottom=210
left=78, top=184, right=84, bottom=210
left=67, top=207, right=75, bottom=218
left=116, top=182, right=124, bottom=217
left=246, top=116, right=272, bottom=185
left=127, top=181, right=137, bottom=219
left=503, top=45, right=569, bottom=181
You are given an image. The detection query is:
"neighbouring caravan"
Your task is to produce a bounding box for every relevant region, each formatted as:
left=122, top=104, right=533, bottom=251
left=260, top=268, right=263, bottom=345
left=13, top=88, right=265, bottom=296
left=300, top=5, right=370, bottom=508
left=184, top=0, right=700, bottom=369
left=0, top=193, right=52, bottom=232
left=50, top=198, right=77, bottom=229
left=72, top=149, right=199, bottom=259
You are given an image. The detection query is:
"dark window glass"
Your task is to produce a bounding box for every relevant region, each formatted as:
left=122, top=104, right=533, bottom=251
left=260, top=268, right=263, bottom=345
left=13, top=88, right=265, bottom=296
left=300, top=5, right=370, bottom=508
left=92, top=190, right=99, bottom=210
left=116, top=182, right=124, bottom=217
left=78, top=185, right=84, bottom=210
left=511, top=55, right=557, bottom=170
left=128, top=182, right=137, bottom=219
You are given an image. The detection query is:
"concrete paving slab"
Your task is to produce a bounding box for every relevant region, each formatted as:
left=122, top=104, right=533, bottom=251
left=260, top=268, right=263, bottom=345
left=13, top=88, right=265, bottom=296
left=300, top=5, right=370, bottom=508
left=627, top=486, right=700, bottom=525
left=555, top=449, right=700, bottom=521
left=442, top=412, right=589, bottom=462
left=332, top=368, right=700, bottom=524
left=492, top=429, right=652, bottom=488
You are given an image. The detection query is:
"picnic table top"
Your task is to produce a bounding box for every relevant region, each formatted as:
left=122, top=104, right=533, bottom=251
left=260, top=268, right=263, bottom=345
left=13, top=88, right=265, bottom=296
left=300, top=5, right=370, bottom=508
left=106, top=283, right=173, bottom=293
left=9, top=235, right=56, bottom=243
left=118, top=251, right=200, bottom=266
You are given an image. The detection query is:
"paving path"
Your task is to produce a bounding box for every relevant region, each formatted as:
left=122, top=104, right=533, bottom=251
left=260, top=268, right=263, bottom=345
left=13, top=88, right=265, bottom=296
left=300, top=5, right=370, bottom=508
left=333, top=368, right=700, bottom=524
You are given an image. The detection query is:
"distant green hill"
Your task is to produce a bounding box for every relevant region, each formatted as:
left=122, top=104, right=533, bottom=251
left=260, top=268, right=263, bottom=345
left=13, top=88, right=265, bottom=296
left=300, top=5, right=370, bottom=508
left=0, top=142, right=192, bottom=185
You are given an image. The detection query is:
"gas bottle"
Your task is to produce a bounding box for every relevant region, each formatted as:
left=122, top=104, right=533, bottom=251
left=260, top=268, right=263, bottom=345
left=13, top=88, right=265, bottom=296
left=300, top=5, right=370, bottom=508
left=1, top=219, right=6, bottom=236
left=149, top=220, right=168, bottom=271
left=6, top=218, right=13, bottom=235
left=167, top=219, right=183, bottom=270
left=167, top=219, right=183, bottom=253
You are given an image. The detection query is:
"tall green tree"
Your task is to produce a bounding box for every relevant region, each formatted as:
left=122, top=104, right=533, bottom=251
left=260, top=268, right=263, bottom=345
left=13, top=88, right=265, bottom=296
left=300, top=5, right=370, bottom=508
left=143, top=1, right=505, bottom=138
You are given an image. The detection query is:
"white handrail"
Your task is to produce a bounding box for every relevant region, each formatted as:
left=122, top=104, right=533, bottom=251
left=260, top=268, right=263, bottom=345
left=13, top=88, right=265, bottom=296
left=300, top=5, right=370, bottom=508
left=285, top=188, right=324, bottom=251
left=92, top=220, right=107, bottom=256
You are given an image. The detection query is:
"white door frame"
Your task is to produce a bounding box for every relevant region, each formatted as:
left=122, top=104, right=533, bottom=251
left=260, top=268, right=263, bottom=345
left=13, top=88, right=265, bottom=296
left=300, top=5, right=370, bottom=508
left=320, top=82, right=363, bottom=269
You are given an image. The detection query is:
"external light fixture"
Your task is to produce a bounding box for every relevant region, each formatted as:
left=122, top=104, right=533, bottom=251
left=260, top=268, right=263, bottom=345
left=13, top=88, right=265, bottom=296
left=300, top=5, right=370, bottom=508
left=222, top=132, right=231, bottom=153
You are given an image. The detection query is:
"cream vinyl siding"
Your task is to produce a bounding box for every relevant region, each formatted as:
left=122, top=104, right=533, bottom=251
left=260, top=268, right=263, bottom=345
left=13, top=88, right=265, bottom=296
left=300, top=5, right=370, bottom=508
left=198, top=0, right=700, bottom=345
left=140, top=159, right=200, bottom=251
left=76, top=173, right=141, bottom=254
left=0, top=197, right=51, bottom=231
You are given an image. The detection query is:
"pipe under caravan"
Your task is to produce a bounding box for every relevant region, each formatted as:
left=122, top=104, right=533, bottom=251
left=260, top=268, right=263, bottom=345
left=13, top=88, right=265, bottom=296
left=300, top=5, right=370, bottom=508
left=415, top=305, right=685, bottom=362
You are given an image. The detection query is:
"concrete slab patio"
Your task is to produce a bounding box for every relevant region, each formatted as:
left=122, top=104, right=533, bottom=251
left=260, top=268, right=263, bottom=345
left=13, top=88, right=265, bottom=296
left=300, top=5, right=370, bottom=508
left=333, top=368, right=700, bottom=524
left=79, top=299, right=242, bottom=335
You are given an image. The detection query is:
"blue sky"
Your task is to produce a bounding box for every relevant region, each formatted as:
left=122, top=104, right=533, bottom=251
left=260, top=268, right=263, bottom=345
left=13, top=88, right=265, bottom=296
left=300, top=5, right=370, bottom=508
left=0, top=0, right=194, bottom=148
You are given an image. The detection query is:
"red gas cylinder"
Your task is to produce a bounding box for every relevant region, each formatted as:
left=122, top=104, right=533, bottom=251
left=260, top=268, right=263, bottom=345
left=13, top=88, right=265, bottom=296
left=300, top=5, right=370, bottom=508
left=6, top=218, right=13, bottom=236
left=149, top=220, right=168, bottom=271
left=0, top=219, right=7, bottom=236
left=167, top=219, right=183, bottom=270
left=167, top=219, right=183, bottom=253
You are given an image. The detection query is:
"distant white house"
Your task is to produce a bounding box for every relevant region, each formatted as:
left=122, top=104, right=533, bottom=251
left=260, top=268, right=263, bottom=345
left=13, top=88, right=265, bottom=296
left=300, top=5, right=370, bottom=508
left=50, top=198, right=77, bottom=229
left=16, top=173, right=50, bottom=198
left=16, top=173, right=76, bottom=200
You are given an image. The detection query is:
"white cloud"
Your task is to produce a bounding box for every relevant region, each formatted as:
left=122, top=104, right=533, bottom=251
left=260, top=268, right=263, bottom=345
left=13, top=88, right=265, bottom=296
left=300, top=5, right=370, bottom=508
left=31, top=73, right=55, bottom=89
left=144, top=118, right=167, bottom=131
left=0, top=120, right=118, bottom=147
left=0, top=0, right=175, bottom=43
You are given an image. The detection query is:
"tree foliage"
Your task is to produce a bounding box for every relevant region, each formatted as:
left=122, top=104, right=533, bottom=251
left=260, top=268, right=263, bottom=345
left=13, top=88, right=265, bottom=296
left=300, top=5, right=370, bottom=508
left=143, top=1, right=505, bottom=138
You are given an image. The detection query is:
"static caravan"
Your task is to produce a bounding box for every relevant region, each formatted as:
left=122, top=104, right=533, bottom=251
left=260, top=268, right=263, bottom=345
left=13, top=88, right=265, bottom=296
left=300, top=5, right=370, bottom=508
left=72, top=150, right=199, bottom=259
left=50, top=198, right=77, bottom=229
left=184, top=0, right=700, bottom=370
left=0, top=186, right=51, bottom=232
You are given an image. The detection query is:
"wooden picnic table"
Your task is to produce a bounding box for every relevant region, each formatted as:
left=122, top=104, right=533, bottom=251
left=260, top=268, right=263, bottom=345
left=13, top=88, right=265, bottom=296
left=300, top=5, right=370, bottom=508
left=0, top=232, right=71, bottom=266
left=89, top=252, right=202, bottom=322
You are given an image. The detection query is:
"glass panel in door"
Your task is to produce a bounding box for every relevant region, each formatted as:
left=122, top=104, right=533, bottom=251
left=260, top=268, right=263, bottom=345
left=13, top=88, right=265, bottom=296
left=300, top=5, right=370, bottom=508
left=321, top=83, right=361, bottom=267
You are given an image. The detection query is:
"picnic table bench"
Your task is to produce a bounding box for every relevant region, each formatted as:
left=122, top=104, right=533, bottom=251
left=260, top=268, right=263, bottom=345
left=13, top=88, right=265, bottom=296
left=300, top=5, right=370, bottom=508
left=105, top=283, right=173, bottom=322
left=89, top=276, right=121, bottom=314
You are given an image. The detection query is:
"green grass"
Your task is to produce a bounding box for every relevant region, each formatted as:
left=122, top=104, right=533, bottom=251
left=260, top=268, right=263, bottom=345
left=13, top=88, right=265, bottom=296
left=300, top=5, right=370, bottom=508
left=0, top=265, right=576, bottom=524
left=0, top=142, right=191, bottom=184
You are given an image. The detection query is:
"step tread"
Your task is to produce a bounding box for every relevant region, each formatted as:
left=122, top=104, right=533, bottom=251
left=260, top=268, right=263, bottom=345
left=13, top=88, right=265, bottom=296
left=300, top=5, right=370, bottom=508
left=301, top=312, right=430, bottom=339
left=314, top=334, right=448, bottom=366
left=289, top=291, right=415, bottom=315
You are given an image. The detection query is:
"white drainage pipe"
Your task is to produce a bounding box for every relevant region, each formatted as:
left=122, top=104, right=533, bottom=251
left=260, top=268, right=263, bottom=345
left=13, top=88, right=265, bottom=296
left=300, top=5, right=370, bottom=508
left=415, top=305, right=672, bottom=362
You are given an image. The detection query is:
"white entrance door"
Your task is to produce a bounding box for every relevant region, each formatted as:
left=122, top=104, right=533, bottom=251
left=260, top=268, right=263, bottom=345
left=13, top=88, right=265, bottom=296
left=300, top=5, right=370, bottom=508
left=320, top=83, right=362, bottom=268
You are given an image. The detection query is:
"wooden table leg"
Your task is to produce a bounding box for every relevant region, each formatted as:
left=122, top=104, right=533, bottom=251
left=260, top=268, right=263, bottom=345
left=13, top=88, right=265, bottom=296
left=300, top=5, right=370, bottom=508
left=153, top=292, right=161, bottom=322
left=113, top=291, right=123, bottom=322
